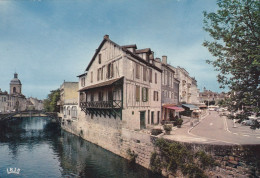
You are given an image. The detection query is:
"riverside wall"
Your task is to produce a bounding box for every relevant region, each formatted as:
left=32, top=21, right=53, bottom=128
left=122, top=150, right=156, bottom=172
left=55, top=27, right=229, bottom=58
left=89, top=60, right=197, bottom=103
left=61, top=115, right=260, bottom=177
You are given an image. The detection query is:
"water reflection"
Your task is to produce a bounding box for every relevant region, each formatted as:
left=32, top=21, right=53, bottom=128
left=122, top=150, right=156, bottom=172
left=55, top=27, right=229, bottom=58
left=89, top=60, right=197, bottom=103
left=0, top=117, right=162, bottom=178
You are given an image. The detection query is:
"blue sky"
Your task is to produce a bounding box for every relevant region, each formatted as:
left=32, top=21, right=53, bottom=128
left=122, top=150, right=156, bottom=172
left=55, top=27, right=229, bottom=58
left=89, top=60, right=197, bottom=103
left=0, top=0, right=223, bottom=99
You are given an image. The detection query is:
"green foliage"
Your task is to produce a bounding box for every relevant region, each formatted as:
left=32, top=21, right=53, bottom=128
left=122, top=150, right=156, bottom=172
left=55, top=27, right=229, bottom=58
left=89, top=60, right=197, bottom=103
left=43, top=89, right=60, bottom=112
left=182, top=164, right=206, bottom=178
left=151, top=138, right=217, bottom=177
left=195, top=151, right=218, bottom=169
left=176, top=118, right=183, bottom=126
left=169, top=112, right=174, bottom=121
left=163, top=124, right=172, bottom=131
left=150, top=152, right=162, bottom=173
left=203, top=0, right=260, bottom=127
left=126, top=148, right=138, bottom=164
left=217, top=99, right=225, bottom=107
left=151, top=128, right=163, bottom=136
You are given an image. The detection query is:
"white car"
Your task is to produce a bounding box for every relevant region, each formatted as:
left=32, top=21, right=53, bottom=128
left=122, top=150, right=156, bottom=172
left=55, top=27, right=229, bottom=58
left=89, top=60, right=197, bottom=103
left=241, top=120, right=254, bottom=126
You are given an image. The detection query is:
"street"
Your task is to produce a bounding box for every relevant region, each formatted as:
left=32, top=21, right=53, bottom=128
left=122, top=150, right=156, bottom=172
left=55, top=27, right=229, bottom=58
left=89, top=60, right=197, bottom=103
left=164, top=111, right=260, bottom=145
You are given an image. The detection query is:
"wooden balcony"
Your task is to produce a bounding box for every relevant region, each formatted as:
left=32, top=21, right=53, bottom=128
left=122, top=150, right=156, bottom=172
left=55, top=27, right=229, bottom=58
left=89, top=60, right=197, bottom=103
left=79, top=77, right=124, bottom=120
left=80, top=100, right=123, bottom=119
left=80, top=100, right=122, bottom=109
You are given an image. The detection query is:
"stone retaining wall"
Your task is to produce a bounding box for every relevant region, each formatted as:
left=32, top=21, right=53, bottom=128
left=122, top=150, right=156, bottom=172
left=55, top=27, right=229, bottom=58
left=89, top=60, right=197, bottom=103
left=159, top=139, right=260, bottom=177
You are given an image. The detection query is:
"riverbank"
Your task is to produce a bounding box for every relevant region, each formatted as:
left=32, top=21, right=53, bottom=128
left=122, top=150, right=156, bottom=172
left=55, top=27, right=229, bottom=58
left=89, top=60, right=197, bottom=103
left=1, top=117, right=160, bottom=178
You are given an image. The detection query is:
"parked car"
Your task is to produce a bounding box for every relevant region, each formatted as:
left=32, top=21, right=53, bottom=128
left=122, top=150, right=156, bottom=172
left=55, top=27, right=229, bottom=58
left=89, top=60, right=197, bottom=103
left=241, top=120, right=254, bottom=126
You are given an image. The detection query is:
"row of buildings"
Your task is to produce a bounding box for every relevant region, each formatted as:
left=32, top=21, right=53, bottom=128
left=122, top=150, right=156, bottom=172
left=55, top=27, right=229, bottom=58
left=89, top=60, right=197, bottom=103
left=58, top=35, right=208, bottom=130
left=0, top=73, right=43, bottom=113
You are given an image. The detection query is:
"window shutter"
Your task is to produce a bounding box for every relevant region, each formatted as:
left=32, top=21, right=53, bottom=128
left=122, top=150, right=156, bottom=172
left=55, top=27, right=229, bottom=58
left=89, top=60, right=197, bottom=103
left=146, top=88, right=149, bottom=101
left=142, top=87, right=145, bottom=102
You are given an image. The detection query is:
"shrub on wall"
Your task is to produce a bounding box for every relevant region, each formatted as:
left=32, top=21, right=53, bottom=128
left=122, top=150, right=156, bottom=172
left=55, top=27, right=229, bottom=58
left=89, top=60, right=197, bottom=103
left=150, top=138, right=216, bottom=177
left=127, top=148, right=138, bottom=164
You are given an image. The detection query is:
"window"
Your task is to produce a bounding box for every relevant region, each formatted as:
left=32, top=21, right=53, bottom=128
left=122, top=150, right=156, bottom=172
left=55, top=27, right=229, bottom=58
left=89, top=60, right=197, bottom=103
left=72, top=106, right=77, bottom=118
left=91, top=93, right=94, bottom=101
left=97, top=69, right=100, bottom=81
left=154, top=91, right=159, bottom=101
left=157, top=111, right=160, bottom=124
left=108, top=90, right=113, bottom=101
left=91, top=72, right=93, bottom=83
left=80, top=93, right=85, bottom=102
left=63, top=106, right=66, bottom=116
left=149, top=69, right=152, bottom=83
left=151, top=111, right=154, bottom=124
left=107, top=63, right=114, bottom=79
left=67, top=107, right=70, bottom=115
left=97, top=68, right=102, bottom=81
left=98, top=91, right=103, bottom=101
left=136, top=63, right=140, bottom=79
left=81, top=77, right=85, bottom=87
left=155, top=73, right=157, bottom=84
left=143, top=66, right=147, bottom=81
left=98, top=54, right=101, bottom=64
left=101, top=67, right=103, bottom=80
left=136, top=85, right=140, bottom=102
left=167, top=71, right=170, bottom=86
left=148, top=110, right=150, bottom=124
left=142, top=87, right=148, bottom=102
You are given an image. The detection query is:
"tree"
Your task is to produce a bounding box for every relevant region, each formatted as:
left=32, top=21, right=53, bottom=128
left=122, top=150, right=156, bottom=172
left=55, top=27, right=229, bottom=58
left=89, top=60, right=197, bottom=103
left=203, top=0, right=260, bottom=128
left=43, top=89, right=60, bottom=112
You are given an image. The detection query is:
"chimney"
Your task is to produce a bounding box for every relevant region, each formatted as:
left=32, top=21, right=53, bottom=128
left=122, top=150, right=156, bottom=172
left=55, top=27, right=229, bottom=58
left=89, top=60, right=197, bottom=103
left=155, top=57, right=161, bottom=62
left=162, top=55, right=167, bottom=64
left=104, top=34, right=109, bottom=39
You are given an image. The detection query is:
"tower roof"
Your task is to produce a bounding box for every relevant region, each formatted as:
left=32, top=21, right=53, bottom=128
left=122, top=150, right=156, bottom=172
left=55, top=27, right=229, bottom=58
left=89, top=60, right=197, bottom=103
left=10, top=73, right=21, bottom=85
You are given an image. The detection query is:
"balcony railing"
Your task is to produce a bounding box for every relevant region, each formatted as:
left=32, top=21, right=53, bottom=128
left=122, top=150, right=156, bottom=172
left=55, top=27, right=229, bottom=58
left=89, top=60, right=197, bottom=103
left=80, top=100, right=122, bottom=109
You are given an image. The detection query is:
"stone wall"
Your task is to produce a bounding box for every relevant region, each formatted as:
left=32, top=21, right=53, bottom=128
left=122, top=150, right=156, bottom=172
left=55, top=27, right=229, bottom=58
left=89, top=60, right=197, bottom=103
left=158, top=139, right=260, bottom=177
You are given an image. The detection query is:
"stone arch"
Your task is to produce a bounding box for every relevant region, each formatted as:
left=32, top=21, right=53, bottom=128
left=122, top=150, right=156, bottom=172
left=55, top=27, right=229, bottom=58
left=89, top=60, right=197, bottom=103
left=13, top=87, right=16, bottom=93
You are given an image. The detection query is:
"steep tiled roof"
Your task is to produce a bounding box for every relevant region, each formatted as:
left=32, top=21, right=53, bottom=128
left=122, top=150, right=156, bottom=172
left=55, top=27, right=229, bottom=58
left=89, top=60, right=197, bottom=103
left=135, top=48, right=151, bottom=54
left=121, top=44, right=137, bottom=49
left=84, top=35, right=162, bottom=73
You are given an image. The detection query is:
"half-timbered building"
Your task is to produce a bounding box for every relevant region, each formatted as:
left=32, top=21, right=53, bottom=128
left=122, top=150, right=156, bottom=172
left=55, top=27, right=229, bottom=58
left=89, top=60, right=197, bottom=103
left=78, top=35, right=162, bottom=130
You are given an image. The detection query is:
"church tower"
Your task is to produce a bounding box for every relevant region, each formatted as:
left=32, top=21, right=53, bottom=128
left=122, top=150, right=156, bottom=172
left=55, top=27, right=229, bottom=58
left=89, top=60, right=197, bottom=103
left=10, top=73, right=22, bottom=95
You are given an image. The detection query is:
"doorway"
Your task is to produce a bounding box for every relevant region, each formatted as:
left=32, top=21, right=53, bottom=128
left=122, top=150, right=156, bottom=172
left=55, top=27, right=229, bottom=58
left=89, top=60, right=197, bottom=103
left=140, top=111, right=146, bottom=129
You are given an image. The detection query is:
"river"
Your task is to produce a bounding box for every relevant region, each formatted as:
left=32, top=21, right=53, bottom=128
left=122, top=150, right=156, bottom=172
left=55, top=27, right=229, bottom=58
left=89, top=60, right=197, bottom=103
left=0, top=117, right=162, bottom=178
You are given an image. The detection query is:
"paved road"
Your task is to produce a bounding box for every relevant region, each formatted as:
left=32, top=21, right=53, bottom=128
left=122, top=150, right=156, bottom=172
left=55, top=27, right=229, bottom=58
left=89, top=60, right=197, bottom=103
left=163, top=111, right=260, bottom=145
left=189, top=111, right=260, bottom=145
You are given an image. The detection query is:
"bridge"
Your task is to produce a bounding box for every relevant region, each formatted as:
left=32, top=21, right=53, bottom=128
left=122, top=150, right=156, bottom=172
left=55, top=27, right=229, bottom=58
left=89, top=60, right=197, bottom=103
left=0, top=110, right=60, bottom=123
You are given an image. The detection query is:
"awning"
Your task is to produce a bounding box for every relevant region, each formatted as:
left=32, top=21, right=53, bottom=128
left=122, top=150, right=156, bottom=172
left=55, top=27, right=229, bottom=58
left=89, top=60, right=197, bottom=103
left=199, top=104, right=207, bottom=108
left=182, top=104, right=199, bottom=110
left=163, top=105, right=184, bottom=112
left=79, top=77, right=123, bottom=91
